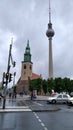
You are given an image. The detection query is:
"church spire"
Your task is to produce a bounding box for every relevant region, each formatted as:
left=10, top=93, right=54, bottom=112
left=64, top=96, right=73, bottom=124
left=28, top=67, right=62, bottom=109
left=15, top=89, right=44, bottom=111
left=25, top=40, right=30, bottom=54
left=24, top=40, right=31, bottom=62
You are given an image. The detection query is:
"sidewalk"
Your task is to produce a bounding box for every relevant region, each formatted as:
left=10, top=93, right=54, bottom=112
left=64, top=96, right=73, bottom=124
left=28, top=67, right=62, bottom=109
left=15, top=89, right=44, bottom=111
left=0, top=98, right=32, bottom=112
left=0, top=95, right=49, bottom=109
left=16, top=95, right=49, bottom=100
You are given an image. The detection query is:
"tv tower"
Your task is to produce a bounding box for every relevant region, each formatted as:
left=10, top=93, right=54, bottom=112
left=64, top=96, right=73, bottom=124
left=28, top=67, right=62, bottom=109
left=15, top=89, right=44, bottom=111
left=46, top=0, right=55, bottom=78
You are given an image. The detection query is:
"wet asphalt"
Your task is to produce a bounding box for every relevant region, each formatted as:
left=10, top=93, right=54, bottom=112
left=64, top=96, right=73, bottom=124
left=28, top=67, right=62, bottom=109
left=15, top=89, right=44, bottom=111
left=0, top=99, right=73, bottom=130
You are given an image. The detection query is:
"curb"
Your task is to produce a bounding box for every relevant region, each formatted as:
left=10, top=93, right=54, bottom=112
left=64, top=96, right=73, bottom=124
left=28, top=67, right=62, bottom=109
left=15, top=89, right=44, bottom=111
left=32, top=108, right=61, bottom=112
left=0, top=108, right=61, bottom=113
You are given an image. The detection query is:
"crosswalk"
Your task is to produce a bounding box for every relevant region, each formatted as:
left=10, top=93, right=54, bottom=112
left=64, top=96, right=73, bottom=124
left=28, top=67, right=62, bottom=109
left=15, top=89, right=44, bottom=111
left=0, top=106, right=32, bottom=112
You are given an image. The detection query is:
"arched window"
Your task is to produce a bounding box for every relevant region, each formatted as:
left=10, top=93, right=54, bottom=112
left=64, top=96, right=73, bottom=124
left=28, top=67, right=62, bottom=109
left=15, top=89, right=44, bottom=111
left=24, top=65, right=26, bottom=69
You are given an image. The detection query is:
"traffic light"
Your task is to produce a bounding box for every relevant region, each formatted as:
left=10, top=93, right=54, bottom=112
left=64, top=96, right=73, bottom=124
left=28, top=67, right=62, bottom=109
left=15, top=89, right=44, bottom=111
left=9, top=73, right=13, bottom=82
left=14, top=72, right=16, bottom=77
left=2, top=72, right=6, bottom=87
left=6, top=73, right=9, bottom=80
left=5, top=73, right=9, bottom=86
left=13, top=61, right=16, bottom=67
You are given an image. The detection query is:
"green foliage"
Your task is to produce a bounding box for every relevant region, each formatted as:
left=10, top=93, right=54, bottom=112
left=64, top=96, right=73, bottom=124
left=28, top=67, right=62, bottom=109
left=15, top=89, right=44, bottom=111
left=29, top=77, right=73, bottom=94
left=29, top=78, right=42, bottom=93
left=63, top=78, right=71, bottom=93
left=54, top=77, right=64, bottom=93
left=42, top=79, right=47, bottom=94
left=47, top=78, right=54, bottom=93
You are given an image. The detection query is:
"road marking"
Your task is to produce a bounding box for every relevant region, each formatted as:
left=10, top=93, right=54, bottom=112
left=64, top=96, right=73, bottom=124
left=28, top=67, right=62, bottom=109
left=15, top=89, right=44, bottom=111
left=33, top=112, right=37, bottom=116
left=0, top=108, right=32, bottom=112
left=33, top=112, right=48, bottom=130
left=33, top=102, right=43, bottom=106
left=0, top=106, right=32, bottom=112
left=36, top=115, right=39, bottom=119
left=5, top=106, right=29, bottom=109
left=38, top=119, right=42, bottom=122
left=41, top=122, right=45, bottom=127
left=44, top=127, right=48, bottom=130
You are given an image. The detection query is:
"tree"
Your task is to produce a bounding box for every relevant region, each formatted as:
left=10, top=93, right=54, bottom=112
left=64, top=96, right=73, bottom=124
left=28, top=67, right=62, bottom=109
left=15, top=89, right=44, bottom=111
left=47, top=78, right=54, bottom=94
left=63, top=78, right=71, bottom=93
left=29, top=77, right=73, bottom=95
left=54, top=78, right=64, bottom=93
left=42, top=79, right=47, bottom=95
left=70, top=80, right=73, bottom=92
left=29, top=78, right=42, bottom=94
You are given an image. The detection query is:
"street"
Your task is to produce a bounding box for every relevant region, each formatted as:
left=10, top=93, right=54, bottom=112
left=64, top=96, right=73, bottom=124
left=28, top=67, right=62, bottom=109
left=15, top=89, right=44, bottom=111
left=0, top=97, right=73, bottom=130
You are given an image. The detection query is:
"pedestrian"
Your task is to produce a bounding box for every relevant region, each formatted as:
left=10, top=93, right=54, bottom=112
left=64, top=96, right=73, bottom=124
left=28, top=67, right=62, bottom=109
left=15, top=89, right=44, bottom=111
left=31, top=92, right=33, bottom=100
left=9, top=92, right=12, bottom=99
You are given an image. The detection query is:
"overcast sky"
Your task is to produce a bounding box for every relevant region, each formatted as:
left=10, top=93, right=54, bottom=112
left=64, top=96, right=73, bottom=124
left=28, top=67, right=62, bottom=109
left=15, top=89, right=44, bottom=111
left=0, top=0, right=73, bottom=85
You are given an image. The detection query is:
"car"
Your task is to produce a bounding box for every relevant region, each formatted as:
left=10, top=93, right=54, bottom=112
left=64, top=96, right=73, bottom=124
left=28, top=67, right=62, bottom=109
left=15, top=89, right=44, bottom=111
left=47, top=93, right=70, bottom=104
left=70, top=92, right=73, bottom=97
left=67, top=97, right=73, bottom=105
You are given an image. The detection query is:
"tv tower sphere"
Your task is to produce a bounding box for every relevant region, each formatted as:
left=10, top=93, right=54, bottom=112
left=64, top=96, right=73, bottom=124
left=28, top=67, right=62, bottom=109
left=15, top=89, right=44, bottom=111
left=46, top=23, right=55, bottom=38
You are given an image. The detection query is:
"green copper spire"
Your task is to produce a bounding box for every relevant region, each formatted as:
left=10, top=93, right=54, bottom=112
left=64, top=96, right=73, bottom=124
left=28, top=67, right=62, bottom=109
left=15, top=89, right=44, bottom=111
left=24, top=40, right=31, bottom=62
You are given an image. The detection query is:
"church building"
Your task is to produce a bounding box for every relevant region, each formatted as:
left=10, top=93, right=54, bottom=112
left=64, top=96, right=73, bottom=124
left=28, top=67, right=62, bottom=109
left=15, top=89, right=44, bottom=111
left=16, top=40, right=41, bottom=94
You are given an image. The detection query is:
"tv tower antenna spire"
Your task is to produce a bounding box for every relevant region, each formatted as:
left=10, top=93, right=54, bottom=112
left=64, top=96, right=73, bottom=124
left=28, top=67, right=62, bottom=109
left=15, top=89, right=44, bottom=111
left=49, top=0, right=51, bottom=23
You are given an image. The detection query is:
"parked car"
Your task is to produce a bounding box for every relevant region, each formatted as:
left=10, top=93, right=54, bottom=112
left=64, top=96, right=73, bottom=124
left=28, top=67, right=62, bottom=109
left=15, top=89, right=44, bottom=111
left=70, top=92, right=73, bottom=97
left=67, top=97, right=73, bottom=105
left=47, top=93, right=70, bottom=104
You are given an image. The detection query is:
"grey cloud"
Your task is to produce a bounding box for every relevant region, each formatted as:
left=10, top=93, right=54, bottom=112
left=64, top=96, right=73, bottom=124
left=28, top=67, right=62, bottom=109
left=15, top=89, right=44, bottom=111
left=0, top=0, right=73, bottom=83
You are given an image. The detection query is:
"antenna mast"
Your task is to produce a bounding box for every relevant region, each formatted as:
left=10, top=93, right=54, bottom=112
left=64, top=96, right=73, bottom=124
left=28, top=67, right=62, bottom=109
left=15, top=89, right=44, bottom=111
left=49, top=0, right=51, bottom=23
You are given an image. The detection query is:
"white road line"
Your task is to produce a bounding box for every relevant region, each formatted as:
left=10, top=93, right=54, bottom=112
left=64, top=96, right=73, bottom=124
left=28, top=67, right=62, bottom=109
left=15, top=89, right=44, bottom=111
left=0, top=106, right=29, bottom=109
left=0, top=106, right=31, bottom=112
left=6, top=106, right=29, bottom=109
left=38, top=119, right=42, bottom=122
left=36, top=115, right=39, bottom=119
left=41, top=122, right=45, bottom=127
left=33, top=102, right=43, bottom=106
left=33, top=112, right=37, bottom=116
left=33, top=112, right=48, bottom=130
left=44, top=127, right=48, bottom=130
left=0, top=109, right=32, bottom=112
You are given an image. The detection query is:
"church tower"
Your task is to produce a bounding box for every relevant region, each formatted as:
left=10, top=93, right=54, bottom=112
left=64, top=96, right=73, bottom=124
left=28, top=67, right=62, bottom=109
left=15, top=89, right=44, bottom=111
left=21, top=40, right=33, bottom=80
left=17, top=40, right=41, bottom=94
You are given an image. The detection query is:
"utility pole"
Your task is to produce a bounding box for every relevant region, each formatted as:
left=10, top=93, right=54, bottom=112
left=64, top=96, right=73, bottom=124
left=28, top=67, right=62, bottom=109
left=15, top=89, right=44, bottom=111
left=12, top=72, right=16, bottom=99
left=3, top=38, right=16, bottom=109
left=2, top=72, right=5, bottom=88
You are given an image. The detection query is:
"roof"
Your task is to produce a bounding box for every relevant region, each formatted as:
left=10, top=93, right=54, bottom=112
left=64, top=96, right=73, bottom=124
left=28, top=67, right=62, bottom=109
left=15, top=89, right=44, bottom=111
left=30, top=73, right=41, bottom=80
left=17, top=73, right=41, bottom=85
